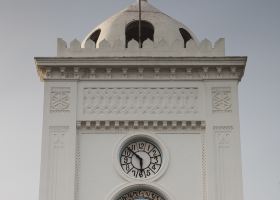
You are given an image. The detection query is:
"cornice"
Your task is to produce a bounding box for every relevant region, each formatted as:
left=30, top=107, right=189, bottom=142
left=35, top=56, right=247, bottom=81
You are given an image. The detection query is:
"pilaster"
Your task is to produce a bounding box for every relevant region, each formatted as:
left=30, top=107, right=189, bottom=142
left=39, top=81, right=77, bottom=200
left=204, top=80, right=243, bottom=200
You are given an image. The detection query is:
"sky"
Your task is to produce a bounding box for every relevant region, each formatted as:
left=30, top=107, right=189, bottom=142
left=0, top=0, right=279, bottom=200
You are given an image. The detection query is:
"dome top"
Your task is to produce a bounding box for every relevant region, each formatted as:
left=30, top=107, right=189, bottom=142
left=82, top=0, right=199, bottom=48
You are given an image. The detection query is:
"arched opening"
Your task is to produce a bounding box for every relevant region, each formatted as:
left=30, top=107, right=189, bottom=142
left=89, top=29, right=101, bottom=44
left=179, top=28, right=192, bottom=48
left=125, top=20, right=154, bottom=48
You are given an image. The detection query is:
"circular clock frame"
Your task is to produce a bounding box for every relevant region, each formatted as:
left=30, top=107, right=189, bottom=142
left=114, top=133, right=169, bottom=182
left=109, top=183, right=171, bottom=200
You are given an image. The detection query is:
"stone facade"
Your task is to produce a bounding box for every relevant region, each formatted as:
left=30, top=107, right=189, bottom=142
left=35, top=1, right=246, bottom=200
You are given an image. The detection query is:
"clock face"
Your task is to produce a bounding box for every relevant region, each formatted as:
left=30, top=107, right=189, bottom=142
left=120, top=139, right=162, bottom=179
left=117, top=189, right=165, bottom=200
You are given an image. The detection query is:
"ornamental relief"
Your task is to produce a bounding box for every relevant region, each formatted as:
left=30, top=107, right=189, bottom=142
left=49, top=126, right=69, bottom=149
left=213, top=126, right=233, bottom=148
left=50, top=87, right=70, bottom=113
left=212, top=87, right=232, bottom=113
left=83, top=88, right=198, bottom=115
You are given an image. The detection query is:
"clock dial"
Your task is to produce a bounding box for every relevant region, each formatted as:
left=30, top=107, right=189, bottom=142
left=120, top=140, right=162, bottom=179
left=117, top=189, right=165, bottom=200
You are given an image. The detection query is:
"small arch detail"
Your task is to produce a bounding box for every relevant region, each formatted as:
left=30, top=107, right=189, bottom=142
left=125, top=20, right=154, bottom=48
left=179, top=28, right=192, bottom=48
left=89, top=29, right=101, bottom=44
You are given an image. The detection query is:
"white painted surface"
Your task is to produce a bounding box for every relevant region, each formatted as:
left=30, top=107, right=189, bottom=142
left=78, top=133, right=203, bottom=200
left=82, top=1, right=198, bottom=48
left=36, top=1, right=246, bottom=200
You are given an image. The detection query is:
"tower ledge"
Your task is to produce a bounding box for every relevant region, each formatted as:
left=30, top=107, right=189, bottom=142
left=35, top=56, right=246, bottom=81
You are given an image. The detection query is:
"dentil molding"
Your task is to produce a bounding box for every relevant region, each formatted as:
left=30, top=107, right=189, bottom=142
left=76, top=120, right=206, bottom=130
left=35, top=57, right=247, bottom=81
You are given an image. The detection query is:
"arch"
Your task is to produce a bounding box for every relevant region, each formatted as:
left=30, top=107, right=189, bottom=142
left=89, top=29, right=101, bottom=44
left=179, top=28, right=192, bottom=48
left=125, top=20, right=154, bottom=48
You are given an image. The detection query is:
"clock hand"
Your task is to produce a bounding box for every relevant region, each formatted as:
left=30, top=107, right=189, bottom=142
left=127, top=147, right=142, bottom=160
left=127, top=147, right=143, bottom=171
left=140, top=158, right=143, bottom=172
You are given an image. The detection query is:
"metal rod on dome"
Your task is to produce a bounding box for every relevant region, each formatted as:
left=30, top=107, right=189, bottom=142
left=138, top=0, right=142, bottom=48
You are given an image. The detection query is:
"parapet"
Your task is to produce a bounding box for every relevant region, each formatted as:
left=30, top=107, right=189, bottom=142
left=57, top=38, right=225, bottom=57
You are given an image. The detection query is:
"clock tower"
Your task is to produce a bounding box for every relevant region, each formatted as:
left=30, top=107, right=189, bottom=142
left=35, top=1, right=247, bottom=200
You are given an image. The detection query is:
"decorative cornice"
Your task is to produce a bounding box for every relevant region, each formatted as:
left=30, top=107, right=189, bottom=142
left=76, top=120, right=206, bottom=130
left=35, top=57, right=247, bottom=81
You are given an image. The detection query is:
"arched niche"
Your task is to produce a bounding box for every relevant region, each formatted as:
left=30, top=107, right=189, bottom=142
left=125, top=20, right=154, bottom=48
left=89, top=29, right=101, bottom=44
left=179, top=28, right=192, bottom=48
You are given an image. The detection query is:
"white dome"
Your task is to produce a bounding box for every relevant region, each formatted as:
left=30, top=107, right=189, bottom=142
left=82, top=0, right=198, bottom=48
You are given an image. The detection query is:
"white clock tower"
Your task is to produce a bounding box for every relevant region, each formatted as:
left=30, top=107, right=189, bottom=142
left=35, top=1, right=247, bottom=200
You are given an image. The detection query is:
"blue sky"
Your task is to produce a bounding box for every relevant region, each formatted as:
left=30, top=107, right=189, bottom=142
left=0, top=0, right=279, bottom=200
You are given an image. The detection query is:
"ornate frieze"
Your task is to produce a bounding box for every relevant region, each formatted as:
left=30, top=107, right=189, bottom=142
left=50, top=87, right=70, bottom=113
left=212, top=87, right=232, bottom=113
left=83, top=88, right=198, bottom=115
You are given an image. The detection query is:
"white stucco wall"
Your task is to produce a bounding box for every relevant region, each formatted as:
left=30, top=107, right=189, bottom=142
left=38, top=75, right=244, bottom=200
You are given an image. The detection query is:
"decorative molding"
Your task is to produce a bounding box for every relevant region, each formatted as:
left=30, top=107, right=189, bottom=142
left=50, top=87, right=71, bottom=113
left=76, top=120, right=206, bottom=130
left=83, top=88, right=198, bottom=115
left=75, top=133, right=81, bottom=200
left=212, top=87, right=232, bottom=113
left=35, top=57, right=247, bottom=81
left=201, top=133, right=208, bottom=200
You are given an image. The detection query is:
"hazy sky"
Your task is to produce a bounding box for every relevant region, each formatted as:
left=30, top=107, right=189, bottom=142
left=0, top=0, right=279, bottom=200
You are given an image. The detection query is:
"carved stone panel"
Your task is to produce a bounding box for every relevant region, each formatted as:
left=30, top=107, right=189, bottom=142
left=212, top=87, right=232, bottom=113
left=50, top=87, right=71, bottom=113
left=83, top=88, right=198, bottom=115
left=213, top=126, right=233, bottom=148
left=49, top=126, right=69, bottom=149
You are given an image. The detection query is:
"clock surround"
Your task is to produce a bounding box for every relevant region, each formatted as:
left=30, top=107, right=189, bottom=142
left=114, top=133, right=169, bottom=182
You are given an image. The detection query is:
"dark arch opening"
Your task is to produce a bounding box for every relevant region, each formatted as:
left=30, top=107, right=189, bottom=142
left=89, top=29, right=101, bottom=44
left=179, top=28, right=192, bottom=48
left=125, top=20, right=154, bottom=48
